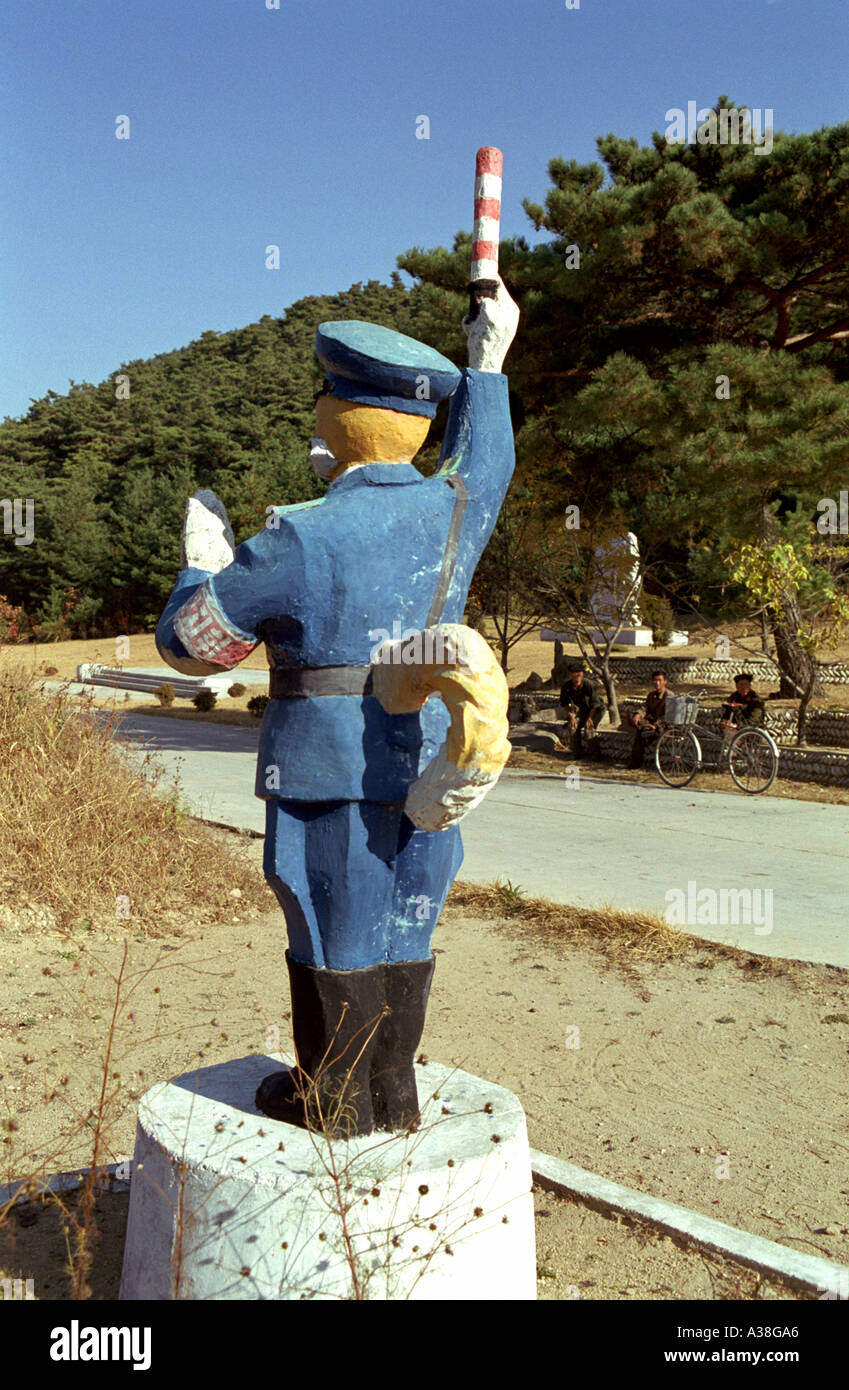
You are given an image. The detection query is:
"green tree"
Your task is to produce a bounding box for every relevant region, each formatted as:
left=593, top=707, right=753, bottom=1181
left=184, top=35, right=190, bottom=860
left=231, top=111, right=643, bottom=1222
left=729, top=514, right=849, bottom=743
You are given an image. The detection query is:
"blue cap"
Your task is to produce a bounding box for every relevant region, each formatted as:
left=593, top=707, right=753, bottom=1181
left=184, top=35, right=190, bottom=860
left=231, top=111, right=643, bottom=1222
left=315, top=321, right=462, bottom=419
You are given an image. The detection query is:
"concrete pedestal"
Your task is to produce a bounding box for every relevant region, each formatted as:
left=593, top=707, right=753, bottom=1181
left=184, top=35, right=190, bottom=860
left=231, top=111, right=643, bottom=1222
left=587, top=626, right=654, bottom=647
left=118, top=1054, right=536, bottom=1301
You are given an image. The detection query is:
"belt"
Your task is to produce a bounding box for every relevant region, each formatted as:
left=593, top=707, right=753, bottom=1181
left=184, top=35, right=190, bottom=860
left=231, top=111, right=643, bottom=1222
left=269, top=665, right=373, bottom=700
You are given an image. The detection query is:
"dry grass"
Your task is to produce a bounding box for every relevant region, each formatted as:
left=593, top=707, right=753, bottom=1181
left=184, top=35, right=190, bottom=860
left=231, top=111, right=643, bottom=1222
left=446, top=879, right=689, bottom=963
left=0, top=668, right=270, bottom=932
left=0, top=1185, right=128, bottom=1300
left=0, top=929, right=218, bottom=1297
left=446, top=879, right=797, bottom=978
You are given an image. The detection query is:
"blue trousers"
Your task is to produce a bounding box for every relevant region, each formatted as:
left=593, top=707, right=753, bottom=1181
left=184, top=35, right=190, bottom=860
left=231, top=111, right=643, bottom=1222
left=263, top=799, right=464, bottom=970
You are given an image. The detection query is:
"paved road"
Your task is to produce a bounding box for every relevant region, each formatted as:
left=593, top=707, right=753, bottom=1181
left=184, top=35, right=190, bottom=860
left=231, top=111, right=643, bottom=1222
left=113, top=712, right=849, bottom=969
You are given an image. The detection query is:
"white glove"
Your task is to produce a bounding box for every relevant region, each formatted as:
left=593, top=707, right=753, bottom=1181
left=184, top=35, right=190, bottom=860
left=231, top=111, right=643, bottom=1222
left=404, top=746, right=501, bottom=831
left=462, top=273, right=519, bottom=373
left=309, top=436, right=340, bottom=482
left=181, top=489, right=235, bottom=573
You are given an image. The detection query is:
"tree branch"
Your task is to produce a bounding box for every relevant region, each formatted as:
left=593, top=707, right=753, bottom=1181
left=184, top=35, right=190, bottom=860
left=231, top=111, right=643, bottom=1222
left=784, top=316, right=849, bottom=353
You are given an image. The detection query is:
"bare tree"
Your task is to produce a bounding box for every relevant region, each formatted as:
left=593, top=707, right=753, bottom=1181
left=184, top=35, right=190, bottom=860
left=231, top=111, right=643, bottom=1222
left=467, top=486, right=550, bottom=674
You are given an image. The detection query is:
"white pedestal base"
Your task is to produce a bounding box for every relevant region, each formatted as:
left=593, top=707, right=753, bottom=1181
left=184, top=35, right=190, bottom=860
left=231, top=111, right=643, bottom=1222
left=540, top=624, right=659, bottom=648
left=588, top=626, right=654, bottom=647
left=118, top=1054, right=536, bottom=1301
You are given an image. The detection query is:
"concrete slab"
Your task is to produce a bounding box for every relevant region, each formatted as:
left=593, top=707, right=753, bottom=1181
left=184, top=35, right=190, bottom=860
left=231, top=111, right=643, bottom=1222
left=531, top=1149, right=849, bottom=1299
left=76, top=662, right=269, bottom=699
left=112, top=666, right=268, bottom=686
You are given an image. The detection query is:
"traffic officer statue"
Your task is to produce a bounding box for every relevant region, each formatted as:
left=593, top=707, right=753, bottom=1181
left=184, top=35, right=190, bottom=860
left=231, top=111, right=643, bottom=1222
left=156, top=277, right=519, bottom=1136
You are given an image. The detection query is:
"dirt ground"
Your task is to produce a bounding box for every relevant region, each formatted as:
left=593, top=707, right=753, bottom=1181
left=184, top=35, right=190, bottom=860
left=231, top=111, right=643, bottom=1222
left=1, top=833, right=846, bottom=1301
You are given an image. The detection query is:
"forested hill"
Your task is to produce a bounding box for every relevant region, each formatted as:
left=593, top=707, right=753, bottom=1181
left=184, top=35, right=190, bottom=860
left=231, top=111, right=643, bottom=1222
left=0, top=275, right=438, bottom=635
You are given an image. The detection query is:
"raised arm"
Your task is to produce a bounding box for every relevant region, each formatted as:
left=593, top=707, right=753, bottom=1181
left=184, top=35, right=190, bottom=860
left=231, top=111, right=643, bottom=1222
left=435, top=274, right=519, bottom=510
left=155, top=490, right=273, bottom=676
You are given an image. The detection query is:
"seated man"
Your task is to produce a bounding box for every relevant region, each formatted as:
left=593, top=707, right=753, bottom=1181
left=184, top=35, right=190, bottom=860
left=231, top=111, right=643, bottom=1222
left=720, top=672, right=765, bottom=735
left=560, top=662, right=605, bottom=758
left=628, top=669, right=671, bottom=769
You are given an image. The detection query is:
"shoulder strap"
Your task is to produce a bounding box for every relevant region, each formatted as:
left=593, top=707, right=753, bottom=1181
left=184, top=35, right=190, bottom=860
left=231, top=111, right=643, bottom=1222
left=425, top=474, right=468, bottom=628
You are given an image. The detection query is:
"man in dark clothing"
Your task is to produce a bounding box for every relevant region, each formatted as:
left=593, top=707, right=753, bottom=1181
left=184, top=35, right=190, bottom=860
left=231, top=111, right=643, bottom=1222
left=560, top=663, right=605, bottom=758
left=720, top=673, right=765, bottom=733
left=628, top=670, right=671, bottom=769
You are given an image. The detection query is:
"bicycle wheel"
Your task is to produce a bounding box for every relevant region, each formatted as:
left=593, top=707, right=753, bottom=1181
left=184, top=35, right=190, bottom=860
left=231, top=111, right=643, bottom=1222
left=655, top=728, right=701, bottom=788
left=728, top=727, right=778, bottom=794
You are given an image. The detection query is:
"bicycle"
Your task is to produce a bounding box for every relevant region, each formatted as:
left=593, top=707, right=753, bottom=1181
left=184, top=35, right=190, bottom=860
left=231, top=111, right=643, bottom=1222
left=653, top=689, right=779, bottom=794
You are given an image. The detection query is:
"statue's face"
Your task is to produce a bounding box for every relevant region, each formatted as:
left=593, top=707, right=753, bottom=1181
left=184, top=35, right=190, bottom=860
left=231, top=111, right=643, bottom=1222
left=315, top=395, right=430, bottom=466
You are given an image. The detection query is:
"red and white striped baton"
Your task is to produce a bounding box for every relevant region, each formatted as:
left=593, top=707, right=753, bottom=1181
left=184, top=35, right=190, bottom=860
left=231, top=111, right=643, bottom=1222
left=467, top=145, right=502, bottom=322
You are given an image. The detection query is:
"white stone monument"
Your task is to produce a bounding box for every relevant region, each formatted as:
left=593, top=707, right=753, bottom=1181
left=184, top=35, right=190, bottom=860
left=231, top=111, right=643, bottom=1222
left=586, top=531, right=651, bottom=645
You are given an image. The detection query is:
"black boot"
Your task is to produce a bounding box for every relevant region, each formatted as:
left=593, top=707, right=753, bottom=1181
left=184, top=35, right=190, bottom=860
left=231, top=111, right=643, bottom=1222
left=255, top=956, right=386, bottom=1137
left=369, top=956, right=435, bottom=1132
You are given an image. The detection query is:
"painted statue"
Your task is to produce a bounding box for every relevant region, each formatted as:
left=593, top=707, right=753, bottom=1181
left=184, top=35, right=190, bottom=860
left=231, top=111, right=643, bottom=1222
left=156, top=161, right=518, bottom=1138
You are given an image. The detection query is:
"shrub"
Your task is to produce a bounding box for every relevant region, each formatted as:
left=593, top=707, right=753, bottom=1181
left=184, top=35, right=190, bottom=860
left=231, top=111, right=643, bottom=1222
left=155, top=683, right=175, bottom=707
left=247, top=693, right=269, bottom=719
left=228, top=683, right=247, bottom=697
left=0, top=594, right=26, bottom=644
left=192, top=688, right=217, bottom=712
left=641, top=592, right=675, bottom=646
left=43, top=665, right=59, bottom=677
left=33, top=586, right=100, bottom=642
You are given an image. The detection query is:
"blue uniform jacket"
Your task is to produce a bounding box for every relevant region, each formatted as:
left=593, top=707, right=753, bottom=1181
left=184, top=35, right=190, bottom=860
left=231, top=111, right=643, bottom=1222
left=155, top=368, right=514, bottom=802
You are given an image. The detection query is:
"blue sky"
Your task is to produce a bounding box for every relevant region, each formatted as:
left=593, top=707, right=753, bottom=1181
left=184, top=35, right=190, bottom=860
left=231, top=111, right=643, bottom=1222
left=1, top=0, right=846, bottom=421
